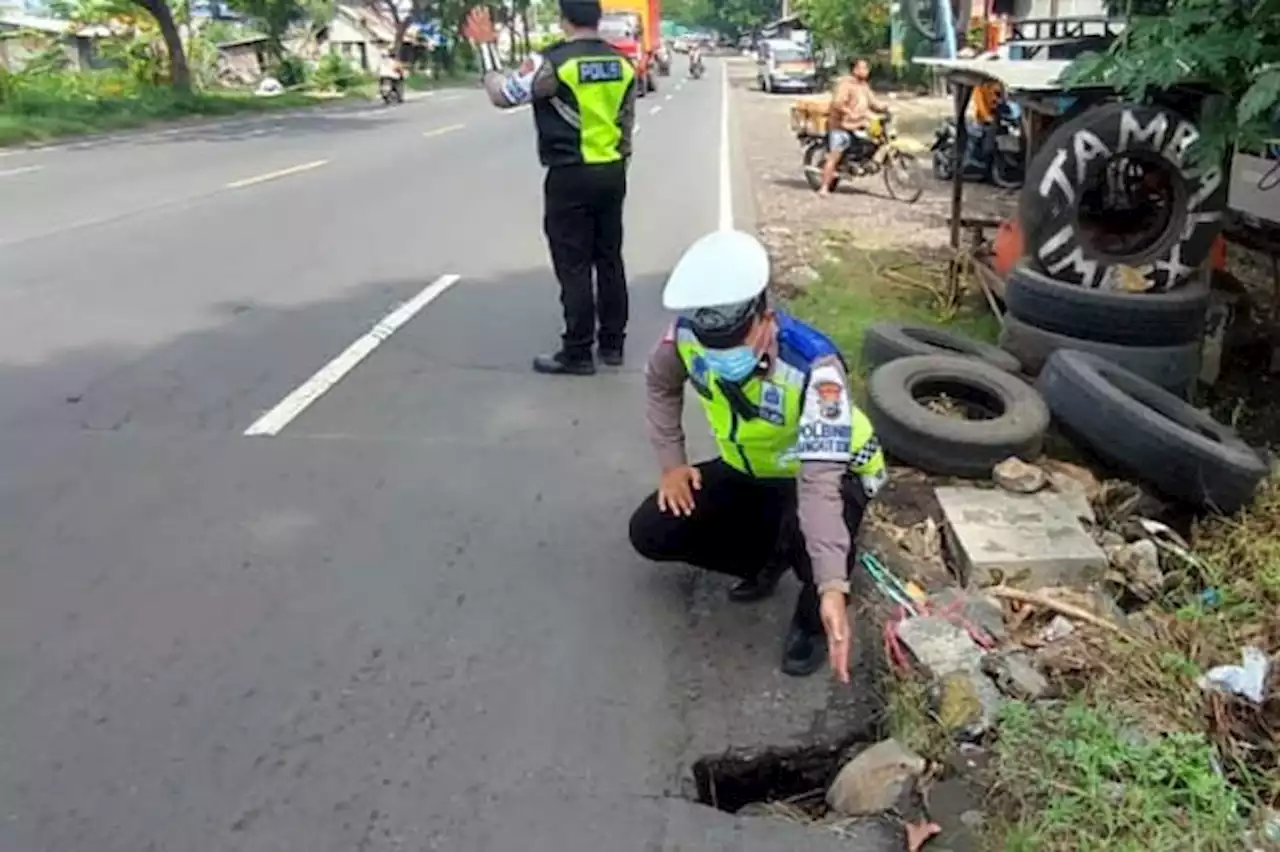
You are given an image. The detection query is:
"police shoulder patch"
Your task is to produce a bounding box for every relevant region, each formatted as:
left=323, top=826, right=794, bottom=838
left=794, top=362, right=853, bottom=463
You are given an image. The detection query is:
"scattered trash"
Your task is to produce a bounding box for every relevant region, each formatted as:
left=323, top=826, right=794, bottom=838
left=982, top=651, right=1050, bottom=700
left=1200, top=588, right=1223, bottom=608
left=894, top=616, right=1002, bottom=736
left=930, top=588, right=1008, bottom=644
left=825, top=738, right=926, bottom=817
left=1198, top=646, right=1271, bottom=704
left=861, top=553, right=925, bottom=613
left=1039, top=614, right=1077, bottom=644
left=255, top=77, right=284, bottom=97
left=993, top=457, right=1047, bottom=494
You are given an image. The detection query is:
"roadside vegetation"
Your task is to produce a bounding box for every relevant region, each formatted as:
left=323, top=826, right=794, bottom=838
left=784, top=236, right=999, bottom=385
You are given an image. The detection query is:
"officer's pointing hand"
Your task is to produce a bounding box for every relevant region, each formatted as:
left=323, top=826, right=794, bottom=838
left=820, top=590, right=852, bottom=684
left=657, top=465, right=701, bottom=517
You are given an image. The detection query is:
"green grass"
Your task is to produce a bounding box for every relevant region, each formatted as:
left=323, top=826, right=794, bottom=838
left=989, top=700, right=1247, bottom=852
left=783, top=241, right=1000, bottom=384
left=0, top=86, right=359, bottom=148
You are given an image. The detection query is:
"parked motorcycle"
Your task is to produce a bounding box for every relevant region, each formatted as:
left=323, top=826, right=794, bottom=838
left=930, top=101, right=1024, bottom=188
left=800, top=113, right=924, bottom=203
left=379, top=76, right=405, bottom=105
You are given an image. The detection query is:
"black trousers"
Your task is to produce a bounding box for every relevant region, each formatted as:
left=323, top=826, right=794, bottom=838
left=628, top=460, right=867, bottom=635
left=543, top=162, right=629, bottom=360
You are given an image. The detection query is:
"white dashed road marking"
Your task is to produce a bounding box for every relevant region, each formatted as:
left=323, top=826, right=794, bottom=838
left=244, top=274, right=463, bottom=437
left=226, top=159, right=329, bottom=190
left=423, top=124, right=465, bottom=138
left=0, top=165, right=42, bottom=179
left=649, top=105, right=662, bottom=115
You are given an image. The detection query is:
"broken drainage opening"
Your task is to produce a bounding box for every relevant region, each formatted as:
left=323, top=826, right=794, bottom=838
left=691, top=743, right=854, bottom=816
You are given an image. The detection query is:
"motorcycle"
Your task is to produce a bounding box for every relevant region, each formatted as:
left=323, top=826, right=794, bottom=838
left=800, top=113, right=924, bottom=203
left=930, top=101, right=1024, bottom=188
left=379, top=75, right=405, bottom=105
left=689, top=57, right=704, bottom=79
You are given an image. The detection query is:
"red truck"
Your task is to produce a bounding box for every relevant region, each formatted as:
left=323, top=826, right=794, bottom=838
left=598, top=0, right=661, bottom=96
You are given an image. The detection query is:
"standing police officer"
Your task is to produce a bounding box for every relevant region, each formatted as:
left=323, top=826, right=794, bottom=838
left=466, top=2, right=636, bottom=375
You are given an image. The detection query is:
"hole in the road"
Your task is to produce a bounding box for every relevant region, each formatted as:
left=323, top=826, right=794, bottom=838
left=691, top=743, right=857, bottom=816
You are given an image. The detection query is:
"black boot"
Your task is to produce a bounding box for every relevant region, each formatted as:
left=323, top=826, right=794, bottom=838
left=780, top=622, right=827, bottom=677
left=532, top=351, right=596, bottom=376
left=728, top=560, right=787, bottom=602
left=598, top=348, right=624, bottom=367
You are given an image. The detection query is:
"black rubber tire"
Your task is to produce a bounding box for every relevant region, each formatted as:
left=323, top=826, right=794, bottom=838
left=989, top=152, right=1023, bottom=189
left=999, top=313, right=1200, bottom=396
left=803, top=140, right=836, bottom=192
left=883, top=151, right=924, bottom=203
left=861, top=322, right=1022, bottom=373
left=865, top=355, right=1050, bottom=478
left=1037, top=350, right=1267, bottom=513
left=1019, top=102, right=1227, bottom=292
left=1005, top=262, right=1210, bottom=346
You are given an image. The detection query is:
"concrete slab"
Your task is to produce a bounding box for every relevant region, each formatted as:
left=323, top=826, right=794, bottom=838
left=935, top=485, right=1107, bottom=590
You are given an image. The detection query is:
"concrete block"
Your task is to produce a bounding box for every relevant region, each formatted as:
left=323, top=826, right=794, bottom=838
left=935, top=486, right=1107, bottom=589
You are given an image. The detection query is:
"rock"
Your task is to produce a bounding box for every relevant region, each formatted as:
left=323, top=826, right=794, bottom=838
left=1040, top=459, right=1100, bottom=499
left=1096, top=529, right=1126, bottom=550
left=936, top=672, right=984, bottom=731
left=936, top=486, right=1108, bottom=589
left=826, top=738, right=927, bottom=816
left=1047, top=471, right=1096, bottom=524
left=1107, top=539, right=1164, bottom=602
left=931, top=588, right=1008, bottom=644
left=993, top=457, right=1047, bottom=494
left=960, top=810, right=986, bottom=829
left=897, top=615, right=985, bottom=677
left=255, top=76, right=284, bottom=96
left=1039, top=614, right=1076, bottom=643
left=982, top=651, right=1049, bottom=700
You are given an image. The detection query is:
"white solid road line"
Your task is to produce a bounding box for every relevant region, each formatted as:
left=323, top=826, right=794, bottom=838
left=423, top=123, right=465, bottom=137
left=649, top=105, right=662, bottom=115
left=718, top=60, right=732, bottom=230
left=0, top=165, right=43, bottom=179
left=226, top=159, right=329, bottom=190
left=244, top=274, right=463, bottom=437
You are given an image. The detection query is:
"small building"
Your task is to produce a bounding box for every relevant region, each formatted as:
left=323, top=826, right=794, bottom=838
left=0, top=13, right=109, bottom=72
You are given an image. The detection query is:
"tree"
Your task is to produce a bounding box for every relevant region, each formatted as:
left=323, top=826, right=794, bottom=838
left=1066, top=0, right=1280, bottom=166
left=368, top=0, right=422, bottom=61
left=225, top=0, right=329, bottom=58
left=793, top=0, right=886, bottom=59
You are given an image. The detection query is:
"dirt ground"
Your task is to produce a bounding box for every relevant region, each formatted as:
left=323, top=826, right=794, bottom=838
left=728, top=61, right=1017, bottom=289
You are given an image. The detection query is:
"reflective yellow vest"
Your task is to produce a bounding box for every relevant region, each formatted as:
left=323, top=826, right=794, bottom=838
left=673, top=312, right=885, bottom=481
left=535, top=38, right=635, bottom=167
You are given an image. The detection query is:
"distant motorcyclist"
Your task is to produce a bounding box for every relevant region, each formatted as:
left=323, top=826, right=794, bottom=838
left=688, top=43, right=703, bottom=77
left=818, top=57, right=888, bottom=196
left=377, top=50, right=405, bottom=102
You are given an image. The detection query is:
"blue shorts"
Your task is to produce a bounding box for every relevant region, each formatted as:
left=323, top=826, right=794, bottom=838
left=828, top=130, right=854, bottom=152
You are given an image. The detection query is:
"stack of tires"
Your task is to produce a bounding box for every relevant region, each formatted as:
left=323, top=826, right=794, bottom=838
left=858, top=322, right=1270, bottom=513
left=1000, top=102, right=1229, bottom=398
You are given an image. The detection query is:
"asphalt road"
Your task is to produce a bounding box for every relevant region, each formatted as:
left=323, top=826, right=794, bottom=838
left=0, top=64, right=895, bottom=852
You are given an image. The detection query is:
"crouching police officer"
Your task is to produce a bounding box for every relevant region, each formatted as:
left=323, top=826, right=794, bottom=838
left=628, top=231, right=887, bottom=681
left=467, top=2, right=636, bottom=375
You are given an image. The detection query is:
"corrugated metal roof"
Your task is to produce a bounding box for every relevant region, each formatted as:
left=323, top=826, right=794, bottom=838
left=912, top=57, right=1081, bottom=92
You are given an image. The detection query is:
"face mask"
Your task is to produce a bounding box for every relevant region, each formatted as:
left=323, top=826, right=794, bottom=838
left=704, top=345, right=760, bottom=383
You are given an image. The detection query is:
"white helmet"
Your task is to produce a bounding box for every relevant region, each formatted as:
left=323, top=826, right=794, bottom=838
left=662, top=230, right=770, bottom=312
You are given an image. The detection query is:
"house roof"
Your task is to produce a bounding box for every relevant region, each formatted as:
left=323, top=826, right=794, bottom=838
left=0, top=12, right=110, bottom=37
left=912, top=56, right=1103, bottom=93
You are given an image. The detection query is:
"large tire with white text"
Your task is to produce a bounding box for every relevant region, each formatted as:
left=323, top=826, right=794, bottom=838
left=1019, top=102, right=1227, bottom=292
